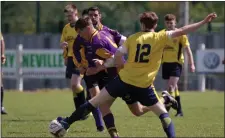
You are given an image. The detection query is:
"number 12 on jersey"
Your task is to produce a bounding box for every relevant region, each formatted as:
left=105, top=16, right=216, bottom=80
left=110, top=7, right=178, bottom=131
left=134, top=44, right=151, bottom=63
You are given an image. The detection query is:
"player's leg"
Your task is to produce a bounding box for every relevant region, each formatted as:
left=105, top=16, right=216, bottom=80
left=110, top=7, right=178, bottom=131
left=66, top=57, right=87, bottom=119
left=102, top=76, right=132, bottom=138
left=89, top=87, right=105, bottom=132
left=127, top=102, right=150, bottom=116
left=125, top=92, right=177, bottom=117
left=97, top=71, right=120, bottom=137
left=162, top=63, right=174, bottom=111
left=174, top=84, right=183, bottom=116
left=167, top=77, right=179, bottom=96
left=1, top=73, right=7, bottom=114
left=83, top=75, right=104, bottom=132
left=136, top=87, right=175, bottom=138
left=168, top=63, right=183, bottom=116
left=89, top=85, right=118, bottom=135
left=56, top=79, right=120, bottom=137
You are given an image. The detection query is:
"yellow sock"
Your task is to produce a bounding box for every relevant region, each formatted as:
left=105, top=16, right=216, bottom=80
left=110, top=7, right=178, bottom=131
left=169, top=91, right=175, bottom=98
left=175, top=89, right=180, bottom=97
left=73, top=85, right=84, bottom=98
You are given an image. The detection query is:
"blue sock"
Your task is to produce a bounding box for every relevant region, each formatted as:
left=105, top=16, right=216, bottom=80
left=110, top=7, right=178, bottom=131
left=103, top=113, right=116, bottom=130
left=66, top=102, right=95, bottom=125
left=103, top=113, right=119, bottom=137
left=92, top=107, right=104, bottom=128
left=159, top=113, right=175, bottom=138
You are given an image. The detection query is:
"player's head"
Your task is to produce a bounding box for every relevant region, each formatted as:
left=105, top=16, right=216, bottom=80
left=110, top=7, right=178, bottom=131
left=88, top=6, right=102, bottom=26
left=164, top=14, right=176, bottom=30
left=82, top=9, right=89, bottom=17
left=75, top=16, right=94, bottom=38
left=64, top=4, right=79, bottom=24
left=139, top=12, right=158, bottom=31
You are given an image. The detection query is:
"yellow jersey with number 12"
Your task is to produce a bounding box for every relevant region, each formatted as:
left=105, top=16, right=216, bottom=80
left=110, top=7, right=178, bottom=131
left=119, top=31, right=169, bottom=88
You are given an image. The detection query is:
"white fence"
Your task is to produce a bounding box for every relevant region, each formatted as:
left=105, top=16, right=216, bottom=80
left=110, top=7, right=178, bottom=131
left=2, top=45, right=66, bottom=91
left=2, top=43, right=224, bottom=92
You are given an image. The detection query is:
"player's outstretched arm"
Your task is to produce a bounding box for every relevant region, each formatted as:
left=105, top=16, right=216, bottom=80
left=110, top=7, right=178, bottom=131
left=170, top=13, right=217, bottom=38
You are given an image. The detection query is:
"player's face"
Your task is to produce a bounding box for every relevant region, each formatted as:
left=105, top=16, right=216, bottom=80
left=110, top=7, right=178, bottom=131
left=88, top=10, right=101, bottom=26
left=77, top=27, right=89, bottom=39
left=65, top=10, right=78, bottom=23
left=165, top=20, right=176, bottom=30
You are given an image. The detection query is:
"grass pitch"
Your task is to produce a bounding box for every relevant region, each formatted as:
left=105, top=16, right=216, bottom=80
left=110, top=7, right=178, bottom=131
left=2, top=90, right=224, bottom=137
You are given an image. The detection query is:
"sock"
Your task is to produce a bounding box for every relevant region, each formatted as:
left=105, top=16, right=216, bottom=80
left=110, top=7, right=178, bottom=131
left=92, top=107, right=104, bottom=129
left=73, top=92, right=79, bottom=109
left=76, top=91, right=86, bottom=107
left=175, top=89, right=179, bottom=96
left=73, top=88, right=86, bottom=109
left=159, top=113, right=175, bottom=138
left=66, top=102, right=95, bottom=125
left=1, top=86, right=3, bottom=107
left=175, top=96, right=182, bottom=113
left=103, top=113, right=119, bottom=138
left=169, top=91, right=175, bottom=98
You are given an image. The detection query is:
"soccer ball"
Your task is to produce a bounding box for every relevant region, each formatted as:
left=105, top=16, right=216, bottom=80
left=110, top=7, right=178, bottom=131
left=49, top=118, right=67, bottom=138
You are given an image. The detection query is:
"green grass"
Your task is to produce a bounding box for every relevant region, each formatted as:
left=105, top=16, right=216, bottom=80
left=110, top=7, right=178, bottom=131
left=2, top=90, right=224, bottom=137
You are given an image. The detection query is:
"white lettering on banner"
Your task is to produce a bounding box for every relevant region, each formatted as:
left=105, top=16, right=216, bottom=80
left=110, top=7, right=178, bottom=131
left=196, top=49, right=224, bottom=73
left=2, top=50, right=66, bottom=78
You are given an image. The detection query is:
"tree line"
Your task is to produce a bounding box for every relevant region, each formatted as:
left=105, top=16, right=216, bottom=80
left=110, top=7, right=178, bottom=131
left=1, top=1, right=224, bottom=34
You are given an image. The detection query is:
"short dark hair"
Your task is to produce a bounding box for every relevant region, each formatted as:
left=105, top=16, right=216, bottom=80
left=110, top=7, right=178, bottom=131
left=164, top=14, right=176, bottom=21
left=75, top=16, right=93, bottom=31
left=88, top=6, right=101, bottom=14
left=82, top=9, right=89, bottom=16
left=139, top=11, right=158, bottom=29
left=64, top=4, right=77, bottom=13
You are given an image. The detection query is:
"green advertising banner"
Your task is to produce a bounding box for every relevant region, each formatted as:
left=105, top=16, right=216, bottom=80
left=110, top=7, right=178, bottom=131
left=2, top=50, right=66, bottom=78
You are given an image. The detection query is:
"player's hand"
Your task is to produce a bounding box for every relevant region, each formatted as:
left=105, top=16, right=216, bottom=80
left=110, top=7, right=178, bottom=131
left=60, top=42, right=68, bottom=49
left=64, top=58, right=68, bottom=66
left=203, top=13, right=217, bottom=23
left=190, top=64, right=195, bottom=73
left=222, top=59, right=225, bottom=65
left=115, top=58, right=124, bottom=69
left=93, top=59, right=104, bottom=66
left=1, top=55, right=6, bottom=64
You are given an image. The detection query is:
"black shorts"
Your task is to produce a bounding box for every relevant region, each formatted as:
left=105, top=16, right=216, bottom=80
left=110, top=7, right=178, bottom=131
left=105, top=76, right=159, bottom=106
left=83, top=67, right=118, bottom=90
left=65, top=57, right=80, bottom=79
left=162, top=62, right=182, bottom=80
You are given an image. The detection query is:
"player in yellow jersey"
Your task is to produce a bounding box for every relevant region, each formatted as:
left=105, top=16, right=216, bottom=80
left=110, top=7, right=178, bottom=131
left=60, top=4, right=88, bottom=120
left=53, top=12, right=217, bottom=138
left=161, top=14, right=195, bottom=117
left=1, top=32, right=7, bottom=114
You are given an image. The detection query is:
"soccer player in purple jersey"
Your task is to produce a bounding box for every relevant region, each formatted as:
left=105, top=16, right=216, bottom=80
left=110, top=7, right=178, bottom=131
left=70, top=7, right=127, bottom=133
left=72, top=17, right=120, bottom=138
